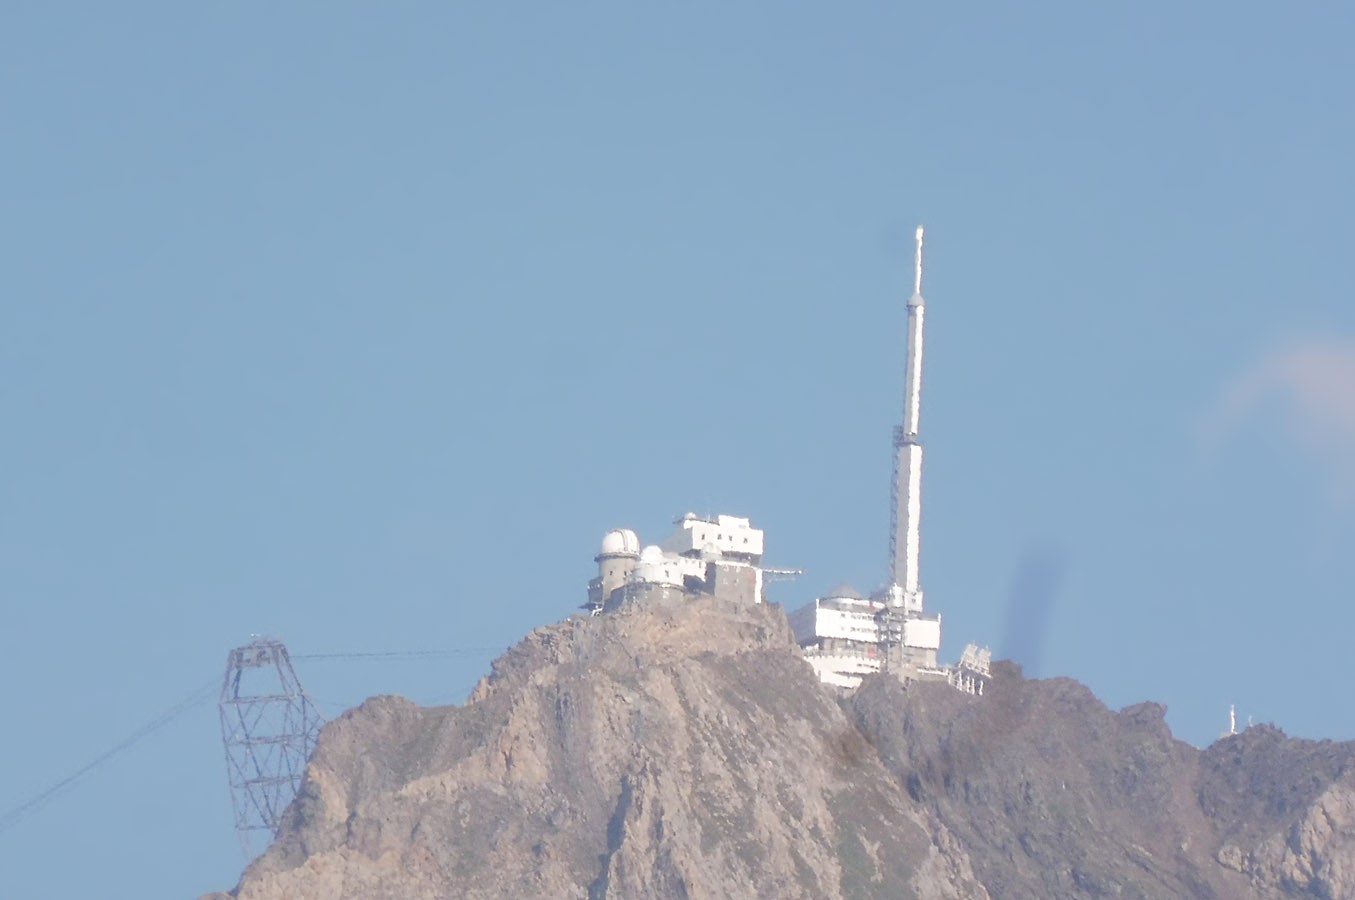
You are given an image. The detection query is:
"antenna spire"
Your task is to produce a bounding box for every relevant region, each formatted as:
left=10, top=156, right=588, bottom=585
left=888, top=223, right=928, bottom=609
left=914, top=226, right=925, bottom=297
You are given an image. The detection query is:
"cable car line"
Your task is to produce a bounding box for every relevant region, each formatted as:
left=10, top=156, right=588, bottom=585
left=0, top=680, right=217, bottom=835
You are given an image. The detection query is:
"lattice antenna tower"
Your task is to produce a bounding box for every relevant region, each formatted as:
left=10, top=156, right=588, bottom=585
left=218, top=637, right=322, bottom=853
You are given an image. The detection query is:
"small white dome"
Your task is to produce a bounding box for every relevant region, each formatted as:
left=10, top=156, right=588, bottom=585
left=600, top=530, right=628, bottom=555
left=639, top=544, right=665, bottom=564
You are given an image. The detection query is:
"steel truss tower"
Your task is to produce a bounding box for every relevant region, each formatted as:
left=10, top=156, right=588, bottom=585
left=218, top=638, right=322, bottom=849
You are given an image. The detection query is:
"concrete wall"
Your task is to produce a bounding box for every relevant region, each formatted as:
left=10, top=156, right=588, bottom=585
left=708, top=559, right=761, bottom=605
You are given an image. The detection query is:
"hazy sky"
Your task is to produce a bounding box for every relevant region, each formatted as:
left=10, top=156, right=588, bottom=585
left=3, top=3, right=1353, bottom=896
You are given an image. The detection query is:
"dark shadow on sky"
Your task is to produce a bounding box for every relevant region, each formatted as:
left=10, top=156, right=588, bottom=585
left=998, top=546, right=1066, bottom=679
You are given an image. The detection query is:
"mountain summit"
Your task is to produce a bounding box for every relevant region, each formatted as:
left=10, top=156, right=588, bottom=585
left=206, top=598, right=1355, bottom=899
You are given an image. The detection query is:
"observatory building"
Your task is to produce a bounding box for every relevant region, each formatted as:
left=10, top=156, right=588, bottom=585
left=585, top=513, right=767, bottom=613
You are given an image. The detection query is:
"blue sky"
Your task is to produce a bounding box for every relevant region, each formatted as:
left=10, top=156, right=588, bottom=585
left=3, top=3, right=1353, bottom=896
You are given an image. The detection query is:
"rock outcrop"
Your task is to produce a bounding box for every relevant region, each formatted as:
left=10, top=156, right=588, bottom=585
left=204, top=599, right=1355, bottom=899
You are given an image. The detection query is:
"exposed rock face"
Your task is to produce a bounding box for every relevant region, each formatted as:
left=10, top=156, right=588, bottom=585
left=1200, top=725, right=1355, bottom=898
left=205, top=600, right=1355, bottom=899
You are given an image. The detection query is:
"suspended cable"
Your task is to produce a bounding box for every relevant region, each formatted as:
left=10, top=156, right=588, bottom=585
left=0, top=680, right=217, bottom=835
left=308, top=696, right=354, bottom=713
left=294, top=647, right=503, bottom=661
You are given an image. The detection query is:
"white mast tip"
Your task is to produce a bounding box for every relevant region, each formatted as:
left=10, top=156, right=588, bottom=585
left=913, top=225, right=925, bottom=297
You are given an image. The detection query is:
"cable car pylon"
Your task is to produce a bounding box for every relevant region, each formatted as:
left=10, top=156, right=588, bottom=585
left=218, top=637, right=322, bottom=853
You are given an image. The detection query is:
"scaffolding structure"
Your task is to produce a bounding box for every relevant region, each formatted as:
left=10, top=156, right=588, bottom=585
left=218, top=638, right=322, bottom=850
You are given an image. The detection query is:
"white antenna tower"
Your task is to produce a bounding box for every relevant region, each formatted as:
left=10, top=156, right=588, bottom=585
left=887, top=225, right=927, bottom=611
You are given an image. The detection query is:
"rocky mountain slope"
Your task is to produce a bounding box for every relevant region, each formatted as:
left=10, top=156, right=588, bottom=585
left=205, top=598, right=1355, bottom=899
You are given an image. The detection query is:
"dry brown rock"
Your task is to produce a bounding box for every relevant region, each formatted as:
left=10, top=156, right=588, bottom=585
left=206, top=600, right=1355, bottom=899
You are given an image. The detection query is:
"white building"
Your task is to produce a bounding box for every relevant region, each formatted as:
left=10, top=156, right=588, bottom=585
left=786, top=587, right=887, bottom=688
left=788, top=585, right=943, bottom=688
left=586, top=513, right=767, bottom=613
left=662, top=512, right=765, bottom=560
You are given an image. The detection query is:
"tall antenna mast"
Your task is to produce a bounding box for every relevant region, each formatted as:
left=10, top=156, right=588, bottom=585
left=887, top=225, right=927, bottom=610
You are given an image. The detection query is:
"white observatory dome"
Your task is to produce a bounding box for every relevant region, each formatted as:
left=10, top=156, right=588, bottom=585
left=638, top=544, right=665, bottom=564
left=600, top=530, right=627, bottom=556
left=600, top=528, right=641, bottom=557
left=599, top=530, right=625, bottom=555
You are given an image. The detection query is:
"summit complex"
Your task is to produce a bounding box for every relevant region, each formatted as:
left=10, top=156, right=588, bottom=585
left=585, top=227, right=990, bottom=692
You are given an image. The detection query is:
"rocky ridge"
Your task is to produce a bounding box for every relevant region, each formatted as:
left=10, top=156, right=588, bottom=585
left=206, top=598, right=1355, bottom=899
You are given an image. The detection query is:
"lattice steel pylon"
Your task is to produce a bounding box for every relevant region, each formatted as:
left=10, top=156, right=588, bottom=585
left=218, top=637, right=322, bottom=852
